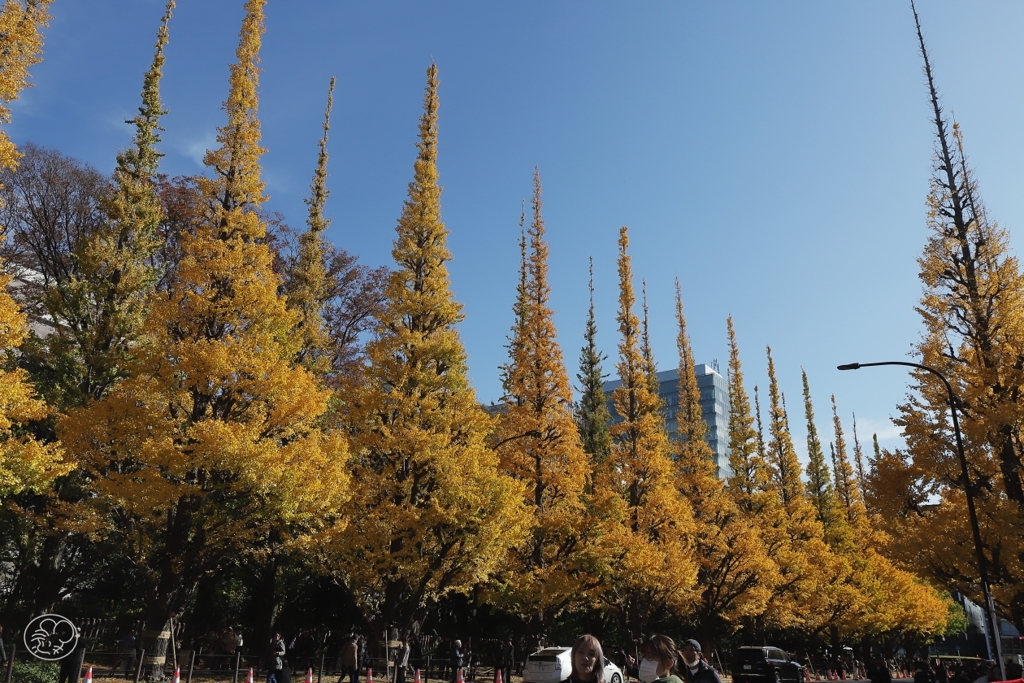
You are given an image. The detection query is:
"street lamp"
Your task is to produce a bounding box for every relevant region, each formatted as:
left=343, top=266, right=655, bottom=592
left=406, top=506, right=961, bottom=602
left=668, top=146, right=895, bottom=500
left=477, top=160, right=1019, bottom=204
left=838, top=361, right=1005, bottom=679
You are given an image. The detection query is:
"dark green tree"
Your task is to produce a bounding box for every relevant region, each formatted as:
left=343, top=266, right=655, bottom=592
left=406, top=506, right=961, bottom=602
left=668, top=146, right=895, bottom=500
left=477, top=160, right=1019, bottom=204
left=575, top=257, right=612, bottom=462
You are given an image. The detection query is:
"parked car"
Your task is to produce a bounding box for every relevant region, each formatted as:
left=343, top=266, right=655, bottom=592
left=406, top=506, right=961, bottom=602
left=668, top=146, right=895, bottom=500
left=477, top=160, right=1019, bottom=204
left=523, top=647, right=623, bottom=683
left=732, top=646, right=803, bottom=683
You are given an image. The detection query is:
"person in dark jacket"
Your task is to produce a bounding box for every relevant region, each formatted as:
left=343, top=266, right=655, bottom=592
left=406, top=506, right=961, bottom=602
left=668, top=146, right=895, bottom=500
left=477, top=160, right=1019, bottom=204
left=500, top=638, right=515, bottom=683
left=678, top=640, right=721, bottom=683
left=450, top=641, right=464, bottom=683
left=266, top=634, right=286, bottom=683
left=339, top=636, right=359, bottom=683
left=868, top=657, right=892, bottom=683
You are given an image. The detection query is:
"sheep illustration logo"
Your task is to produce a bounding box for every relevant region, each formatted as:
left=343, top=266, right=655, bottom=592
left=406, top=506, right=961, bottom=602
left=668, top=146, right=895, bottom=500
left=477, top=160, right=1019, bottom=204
left=23, top=614, right=79, bottom=661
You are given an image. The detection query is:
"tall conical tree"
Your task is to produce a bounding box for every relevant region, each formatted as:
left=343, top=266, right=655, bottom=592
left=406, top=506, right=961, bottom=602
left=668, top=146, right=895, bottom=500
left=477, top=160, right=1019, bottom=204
left=4, top=0, right=167, bottom=624
left=243, top=77, right=346, bottom=647
left=754, top=386, right=767, bottom=470
left=285, top=76, right=335, bottom=374
left=38, top=0, right=171, bottom=409
left=0, top=0, right=65, bottom=498
left=674, top=280, right=712, bottom=475
left=889, top=2, right=1024, bottom=622
left=674, top=284, right=772, bottom=647
left=499, top=210, right=528, bottom=395
left=593, top=226, right=695, bottom=637
left=758, top=350, right=839, bottom=636
left=575, top=257, right=612, bottom=462
left=63, top=2, right=350, bottom=674
left=640, top=280, right=660, bottom=395
left=332, top=64, right=527, bottom=634
left=765, top=347, right=804, bottom=505
left=493, top=168, right=593, bottom=632
left=852, top=414, right=869, bottom=505
left=801, top=370, right=844, bottom=544
left=725, top=316, right=768, bottom=513
left=831, top=396, right=867, bottom=530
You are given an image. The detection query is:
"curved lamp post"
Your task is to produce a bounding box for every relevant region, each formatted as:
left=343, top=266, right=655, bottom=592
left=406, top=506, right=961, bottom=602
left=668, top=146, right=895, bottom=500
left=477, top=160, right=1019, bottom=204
left=838, top=361, right=1004, bottom=677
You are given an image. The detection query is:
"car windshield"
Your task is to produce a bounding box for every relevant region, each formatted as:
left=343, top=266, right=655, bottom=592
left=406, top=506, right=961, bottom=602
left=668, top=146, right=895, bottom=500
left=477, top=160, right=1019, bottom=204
left=530, top=649, right=569, bottom=662
left=735, top=650, right=767, bottom=663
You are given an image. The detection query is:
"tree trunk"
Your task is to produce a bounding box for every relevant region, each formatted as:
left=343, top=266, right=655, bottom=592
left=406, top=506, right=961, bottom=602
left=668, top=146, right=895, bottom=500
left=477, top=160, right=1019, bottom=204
left=252, top=554, right=281, bottom=657
left=142, top=612, right=173, bottom=681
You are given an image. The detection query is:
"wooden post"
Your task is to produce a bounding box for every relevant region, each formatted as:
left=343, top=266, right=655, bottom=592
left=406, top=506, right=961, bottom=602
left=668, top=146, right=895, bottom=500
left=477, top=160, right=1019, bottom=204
left=134, top=649, right=146, bottom=683
left=186, top=649, right=196, bottom=683
left=233, top=651, right=242, bottom=683
left=169, top=619, right=178, bottom=671
left=317, top=653, right=325, bottom=683
left=5, top=641, right=15, bottom=683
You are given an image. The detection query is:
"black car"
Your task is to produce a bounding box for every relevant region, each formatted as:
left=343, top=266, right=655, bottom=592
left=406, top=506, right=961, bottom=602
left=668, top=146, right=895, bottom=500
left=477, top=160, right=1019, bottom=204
left=733, top=646, right=803, bottom=683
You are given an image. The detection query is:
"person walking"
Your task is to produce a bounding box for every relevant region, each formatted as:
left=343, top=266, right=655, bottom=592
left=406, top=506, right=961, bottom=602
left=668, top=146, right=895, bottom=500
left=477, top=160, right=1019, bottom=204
left=339, top=636, right=360, bottom=683
left=868, top=657, right=892, bottom=683
left=677, top=640, right=720, bottom=683
left=357, top=637, right=367, bottom=678
left=500, top=638, right=515, bottom=683
left=395, top=638, right=411, bottom=683
left=267, top=634, right=287, bottom=683
left=116, top=630, right=137, bottom=678
left=450, top=640, right=464, bottom=683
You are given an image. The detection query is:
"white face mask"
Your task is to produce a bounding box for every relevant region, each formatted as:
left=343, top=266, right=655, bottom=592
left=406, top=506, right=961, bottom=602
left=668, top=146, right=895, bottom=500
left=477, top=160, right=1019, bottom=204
left=639, top=659, right=661, bottom=683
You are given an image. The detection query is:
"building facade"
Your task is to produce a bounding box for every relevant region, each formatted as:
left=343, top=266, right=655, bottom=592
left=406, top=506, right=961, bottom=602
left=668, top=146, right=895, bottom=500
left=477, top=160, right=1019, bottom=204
left=603, top=364, right=732, bottom=479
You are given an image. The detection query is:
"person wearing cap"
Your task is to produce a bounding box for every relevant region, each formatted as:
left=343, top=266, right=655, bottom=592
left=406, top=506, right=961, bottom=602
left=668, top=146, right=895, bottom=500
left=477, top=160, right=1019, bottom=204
left=679, top=640, right=721, bottom=683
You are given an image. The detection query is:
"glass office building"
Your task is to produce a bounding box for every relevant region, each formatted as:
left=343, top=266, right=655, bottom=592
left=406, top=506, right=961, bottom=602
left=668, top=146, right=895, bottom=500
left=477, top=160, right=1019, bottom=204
left=603, top=364, right=732, bottom=479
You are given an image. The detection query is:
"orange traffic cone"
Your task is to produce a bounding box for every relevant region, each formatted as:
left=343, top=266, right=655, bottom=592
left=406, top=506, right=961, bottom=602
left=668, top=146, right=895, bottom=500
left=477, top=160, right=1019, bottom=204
left=84, top=667, right=93, bottom=683
left=367, top=669, right=374, bottom=683
left=248, top=669, right=255, bottom=683
left=306, top=669, right=314, bottom=683
left=496, top=670, right=503, bottom=683
left=803, top=670, right=810, bottom=682
left=173, top=666, right=181, bottom=683
left=414, top=671, right=422, bottom=683
left=457, top=669, right=465, bottom=683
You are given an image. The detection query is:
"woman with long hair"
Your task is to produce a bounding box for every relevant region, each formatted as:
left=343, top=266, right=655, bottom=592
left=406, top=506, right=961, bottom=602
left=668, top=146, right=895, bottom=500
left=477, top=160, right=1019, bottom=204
left=638, top=635, right=682, bottom=683
left=570, top=635, right=606, bottom=683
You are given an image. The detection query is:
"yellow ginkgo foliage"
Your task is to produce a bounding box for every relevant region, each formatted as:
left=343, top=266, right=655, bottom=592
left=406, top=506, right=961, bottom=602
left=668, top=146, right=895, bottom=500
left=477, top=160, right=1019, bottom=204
left=673, top=284, right=772, bottom=648
left=492, top=169, right=594, bottom=630
left=593, top=226, right=696, bottom=637
left=0, top=0, right=68, bottom=498
left=61, top=0, right=348, bottom=674
left=332, top=64, right=527, bottom=636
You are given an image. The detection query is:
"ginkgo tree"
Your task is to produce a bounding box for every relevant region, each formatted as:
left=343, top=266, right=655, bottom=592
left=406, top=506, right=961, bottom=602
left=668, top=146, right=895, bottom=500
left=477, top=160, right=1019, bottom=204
left=61, top=1, right=349, bottom=674
left=330, top=64, right=528, bottom=637
left=593, top=227, right=696, bottom=637
left=673, top=284, right=772, bottom=650
left=0, top=0, right=67, bottom=500
left=491, top=170, right=595, bottom=632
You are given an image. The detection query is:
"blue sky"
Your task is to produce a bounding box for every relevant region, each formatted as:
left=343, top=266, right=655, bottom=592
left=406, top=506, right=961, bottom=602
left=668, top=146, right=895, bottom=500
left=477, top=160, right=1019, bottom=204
left=13, top=1, right=1024, bottom=460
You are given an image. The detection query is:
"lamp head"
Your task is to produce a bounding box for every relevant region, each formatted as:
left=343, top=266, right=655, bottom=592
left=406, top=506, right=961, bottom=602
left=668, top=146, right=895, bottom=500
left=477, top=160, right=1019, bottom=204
left=837, top=363, right=861, bottom=371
